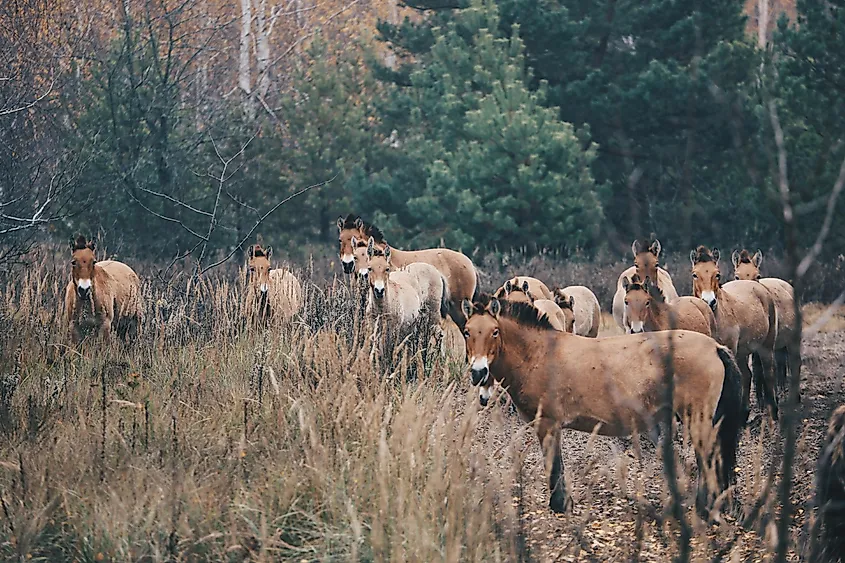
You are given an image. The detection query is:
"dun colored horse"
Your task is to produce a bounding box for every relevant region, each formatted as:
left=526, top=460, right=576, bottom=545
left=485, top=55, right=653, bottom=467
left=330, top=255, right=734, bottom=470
left=494, top=276, right=554, bottom=302
left=552, top=286, right=601, bottom=337
left=691, top=246, right=779, bottom=419
left=814, top=404, right=845, bottom=562
left=245, top=244, right=302, bottom=324
left=622, top=274, right=716, bottom=337
left=339, top=217, right=478, bottom=328
left=461, top=295, right=744, bottom=516
left=732, top=249, right=799, bottom=393
left=613, top=238, right=679, bottom=331
left=493, top=279, right=567, bottom=331
left=65, top=235, right=143, bottom=342
left=365, top=237, right=447, bottom=332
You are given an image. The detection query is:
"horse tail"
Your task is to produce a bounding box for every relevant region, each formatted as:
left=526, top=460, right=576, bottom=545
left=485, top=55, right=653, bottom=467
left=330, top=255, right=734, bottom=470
left=715, top=346, right=745, bottom=490
left=439, top=275, right=449, bottom=320
left=471, top=268, right=480, bottom=302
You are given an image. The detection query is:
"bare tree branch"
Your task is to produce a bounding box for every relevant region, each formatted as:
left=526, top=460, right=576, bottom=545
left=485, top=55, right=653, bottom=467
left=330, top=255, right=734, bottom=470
left=797, top=153, right=845, bottom=277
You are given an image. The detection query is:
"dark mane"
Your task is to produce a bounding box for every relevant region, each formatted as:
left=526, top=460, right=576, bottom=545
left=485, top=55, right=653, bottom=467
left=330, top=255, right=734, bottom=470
left=738, top=249, right=754, bottom=264
left=470, top=293, right=556, bottom=331
left=251, top=244, right=266, bottom=258
left=363, top=223, right=386, bottom=244
left=625, top=273, right=646, bottom=292
left=73, top=235, right=89, bottom=250
left=340, top=214, right=360, bottom=230
left=646, top=280, right=667, bottom=303
left=370, top=247, right=387, bottom=258
left=694, top=245, right=715, bottom=263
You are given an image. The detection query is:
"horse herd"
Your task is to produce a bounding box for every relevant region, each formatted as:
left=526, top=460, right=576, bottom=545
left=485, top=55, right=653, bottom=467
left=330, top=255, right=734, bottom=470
left=62, top=220, right=843, bottom=540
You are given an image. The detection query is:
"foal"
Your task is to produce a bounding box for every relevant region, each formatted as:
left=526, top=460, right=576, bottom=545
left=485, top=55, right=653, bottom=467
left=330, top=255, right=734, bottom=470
left=622, top=274, right=716, bottom=337
left=613, top=238, right=679, bottom=330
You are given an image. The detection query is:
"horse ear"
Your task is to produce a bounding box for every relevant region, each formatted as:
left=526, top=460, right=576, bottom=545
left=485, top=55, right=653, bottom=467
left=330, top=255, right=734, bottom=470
left=504, top=280, right=512, bottom=294
left=354, top=217, right=364, bottom=229
left=265, top=246, right=273, bottom=259
left=384, top=245, right=391, bottom=261
left=622, top=276, right=630, bottom=291
left=631, top=240, right=641, bottom=257
left=461, top=299, right=473, bottom=320
left=367, top=237, right=374, bottom=257
left=489, top=298, right=501, bottom=318
left=522, top=281, right=529, bottom=293
left=753, top=250, right=763, bottom=268
left=336, top=216, right=344, bottom=232
left=568, top=295, right=575, bottom=309
left=712, top=248, right=721, bottom=263
left=689, top=250, right=697, bottom=267
left=87, top=238, right=96, bottom=251
left=649, top=239, right=661, bottom=257
left=731, top=250, right=740, bottom=268
left=643, top=276, right=651, bottom=291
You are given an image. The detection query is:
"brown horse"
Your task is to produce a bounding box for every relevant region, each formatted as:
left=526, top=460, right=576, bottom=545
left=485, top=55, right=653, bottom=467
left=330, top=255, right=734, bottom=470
left=493, top=279, right=567, bottom=331
left=814, top=404, right=845, bottom=562
left=461, top=295, right=744, bottom=516
left=622, top=274, right=716, bottom=337
left=337, top=214, right=365, bottom=274
left=494, top=276, right=554, bottom=302
left=64, top=235, right=143, bottom=342
left=732, top=249, right=799, bottom=393
left=552, top=286, right=601, bottom=337
left=245, top=244, right=302, bottom=324
left=356, top=220, right=479, bottom=328
left=691, top=246, right=779, bottom=419
left=613, top=238, right=680, bottom=330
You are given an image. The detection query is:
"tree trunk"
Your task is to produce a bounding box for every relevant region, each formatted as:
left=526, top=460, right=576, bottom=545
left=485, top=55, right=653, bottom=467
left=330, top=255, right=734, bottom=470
left=239, top=0, right=254, bottom=118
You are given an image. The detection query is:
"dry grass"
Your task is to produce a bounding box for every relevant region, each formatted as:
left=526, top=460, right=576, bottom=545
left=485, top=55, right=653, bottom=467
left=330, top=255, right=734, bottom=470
left=802, top=303, right=845, bottom=333
left=0, top=251, right=841, bottom=561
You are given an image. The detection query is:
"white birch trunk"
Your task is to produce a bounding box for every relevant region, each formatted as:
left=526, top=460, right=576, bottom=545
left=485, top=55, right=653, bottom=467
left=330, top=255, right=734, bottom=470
left=239, top=0, right=254, bottom=116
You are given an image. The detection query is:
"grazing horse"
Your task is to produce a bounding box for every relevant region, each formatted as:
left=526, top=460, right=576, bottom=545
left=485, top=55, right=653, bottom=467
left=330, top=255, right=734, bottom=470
left=493, top=279, right=567, bottom=331
left=245, top=244, right=302, bottom=324
left=364, top=237, right=447, bottom=332
left=691, top=246, right=779, bottom=420
left=613, top=238, right=680, bottom=330
left=622, top=274, right=716, bottom=337
left=732, top=249, right=799, bottom=394
left=64, top=235, right=143, bottom=342
left=349, top=219, right=478, bottom=329
left=461, top=295, right=744, bottom=516
left=494, top=276, right=554, bottom=302
left=552, top=286, right=601, bottom=338
left=815, top=404, right=845, bottom=562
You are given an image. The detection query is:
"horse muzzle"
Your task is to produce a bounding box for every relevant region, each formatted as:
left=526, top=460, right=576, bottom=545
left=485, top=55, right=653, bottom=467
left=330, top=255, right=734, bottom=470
left=470, top=366, right=489, bottom=386
left=342, top=260, right=355, bottom=274
left=76, top=286, right=92, bottom=300
left=372, top=286, right=385, bottom=300
left=479, top=384, right=493, bottom=406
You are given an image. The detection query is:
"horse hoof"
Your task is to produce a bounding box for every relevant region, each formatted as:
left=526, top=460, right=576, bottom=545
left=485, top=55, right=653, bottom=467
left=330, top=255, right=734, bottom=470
left=549, top=493, right=572, bottom=514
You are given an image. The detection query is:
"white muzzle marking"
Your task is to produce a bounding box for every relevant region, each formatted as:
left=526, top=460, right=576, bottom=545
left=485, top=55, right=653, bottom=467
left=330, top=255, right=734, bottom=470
left=479, top=385, right=493, bottom=403
left=701, top=290, right=716, bottom=306
left=260, top=283, right=268, bottom=293
left=341, top=255, right=354, bottom=265
left=630, top=320, right=644, bottom=333
left=373, top=281, right=385, bottom=292
left=77, top=279, right=92, bottom=290
left=358, top=267, right=369, bottom=277
left=470, top=356, right=490, bottom=384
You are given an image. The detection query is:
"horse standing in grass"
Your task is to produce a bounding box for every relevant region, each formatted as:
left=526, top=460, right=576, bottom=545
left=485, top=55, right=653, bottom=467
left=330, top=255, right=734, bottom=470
left=552, top=286, right=601, bottom=337
left=493, top=279, right=568, bottom=331
left=622, top=274, right=716, bottom=337
left=613, top=238, right=679, bottom=331
left=815, top=404, right=845, bottom=563
left=461, top=295, right=744, bottom=517
left=732, top=249, right=799, bottom=394
left=64, top=235, right=143, bottom=343
left=691, top=246, right=779, bottom=420
left=245, top=244, right=302, bottom=324
left=337, top=215, right=478, bottom=328
left=364, top=237, right=447, bottom=334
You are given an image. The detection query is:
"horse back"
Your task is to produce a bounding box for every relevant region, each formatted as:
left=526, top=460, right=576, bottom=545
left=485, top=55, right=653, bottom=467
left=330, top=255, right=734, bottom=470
left=97, top=260, right=143, bottom=318
left=722, top=280, right=776, bottom=350
left=562, top=285, right=600, bottom=338
left=390, top=247, right=476, bottom=301
left=533, top=299, right=567, bottom=332
left=672, top=296, right=716, bottom=337
left=760, top=278, right=796, bottom=344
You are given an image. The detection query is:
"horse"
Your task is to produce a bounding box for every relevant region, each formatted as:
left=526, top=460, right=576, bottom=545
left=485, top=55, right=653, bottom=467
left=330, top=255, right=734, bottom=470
left=364, top=237, right=447, bottom=333
left=732, top=249, right=799, bottom=394
left=492, top=279, right=567, bottom=331
left=613, top=238, right=680, bottom=331
left=245, top=244, right=302, bottom=324
left=461, top=294, right=744, bottom=517
left=354, top=220, right=479, bottom=329
left=552, top=286, right=601, bottom=337
left=337, top=214, right=365, bottom=274
left=64, top=235, right=143, bottom=343
left=814, top=404, right=845, bottom=563
left=622, top=274, right=716, bottom=337
left=691, top=246, right=779, bottom=420
left=494, top=276, right=554, bottom=302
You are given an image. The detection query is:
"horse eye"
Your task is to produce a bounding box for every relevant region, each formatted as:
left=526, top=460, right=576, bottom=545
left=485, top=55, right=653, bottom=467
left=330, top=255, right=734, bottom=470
left=756, top=275, right=761, bottom=280
left=716, top=273, right=721, bottom=280
left=692, top=273, right=698, bottom=279
left=645, top=301, right=650, bottom=307
left=71, top=259, right=77, bottom=266
left=249, top=267, right=255, bottom=272
left=463, top=330, right=470, bottom=339
left=492, top=328, right=500, bottom=338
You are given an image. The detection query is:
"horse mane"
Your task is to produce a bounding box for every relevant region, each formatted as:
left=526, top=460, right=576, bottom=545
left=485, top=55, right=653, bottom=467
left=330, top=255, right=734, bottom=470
left=340, top=214, right=360, bottom=230
left=471, top=293, right=556, bottom=331
left=251, top=244, right=266, bottom=258
left=625, top=274, right=646, bottom=292
left=738, top=249, right=754, bottom=264
left=693, top=245, right=715, bottom=263
left=363, top=222, right=386, bottom=244
left=73, top=235, right=89, bottom=251
left=370, top=247, right=387, bottom=258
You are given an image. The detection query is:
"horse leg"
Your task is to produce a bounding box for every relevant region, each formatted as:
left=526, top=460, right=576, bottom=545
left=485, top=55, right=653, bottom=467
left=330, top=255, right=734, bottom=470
left=755, top=348, right=779, bottom=421
left=537, top=418, right=569, bottom=513
left=736, top=351, right=753, bottom=420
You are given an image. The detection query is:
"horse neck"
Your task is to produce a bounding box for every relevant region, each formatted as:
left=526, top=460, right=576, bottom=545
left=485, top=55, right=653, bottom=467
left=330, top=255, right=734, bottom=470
left=492, top=317, right=553, bottom=392
left=386, top=248, right=412, bottom=267
left=647, top=299, right=671, bottom=330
